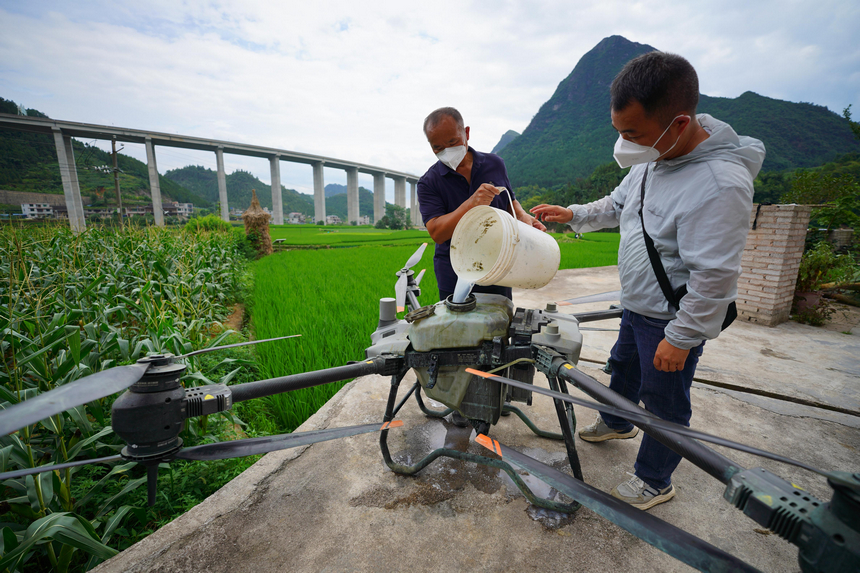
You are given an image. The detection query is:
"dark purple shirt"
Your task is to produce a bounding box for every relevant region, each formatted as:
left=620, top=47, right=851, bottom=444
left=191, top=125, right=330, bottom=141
left=417, top=147, right=516, bottom=294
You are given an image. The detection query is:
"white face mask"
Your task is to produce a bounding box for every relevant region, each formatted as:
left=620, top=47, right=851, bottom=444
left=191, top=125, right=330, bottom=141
left=613, top=115, right=687, bottom=169
left=436, top=140, right=468, bottom=171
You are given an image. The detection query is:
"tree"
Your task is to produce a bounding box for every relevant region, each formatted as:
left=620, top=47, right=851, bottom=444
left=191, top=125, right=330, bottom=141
left=844, top=105, right=860, bottom=141
left=383, top=204, right=410, bottom=230
left=782, top=170, right=860, bottom=231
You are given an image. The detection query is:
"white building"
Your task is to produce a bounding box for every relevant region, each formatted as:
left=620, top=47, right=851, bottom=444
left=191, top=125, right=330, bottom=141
left=288, top=212, right=305, bottom=224
left=21, top=203, right=53, bottom=218
left=325, top=215, right=342, bottom=225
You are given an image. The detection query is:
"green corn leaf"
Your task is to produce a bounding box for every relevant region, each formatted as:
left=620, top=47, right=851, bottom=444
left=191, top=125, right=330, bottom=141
left=0, top=526, right=19, bottom=555
left=74, top=462, right=136, bottom=510
left=67, top=405, right=94, bottom=438
left=96, top=476, right=146, bottom=519
left=68, top=325, right=81, bottom=364
left=101, top=505, right=134, bottom=545
left=0, top=513, right=119, bottom=571
left=66, top=425, right=113, bottom=460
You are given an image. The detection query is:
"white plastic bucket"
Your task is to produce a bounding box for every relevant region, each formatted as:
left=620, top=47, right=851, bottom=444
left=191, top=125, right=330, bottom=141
left=450, top=195, right=560, bottom=289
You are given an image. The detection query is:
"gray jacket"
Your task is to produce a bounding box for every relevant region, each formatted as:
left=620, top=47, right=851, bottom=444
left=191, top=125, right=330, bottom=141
left=567, top=114, right=766, bottom=349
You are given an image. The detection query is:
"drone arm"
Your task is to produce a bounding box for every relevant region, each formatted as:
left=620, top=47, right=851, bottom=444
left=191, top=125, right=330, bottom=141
left=230, top=356, right=401, bottom=404
left=569, top=307, right=624, bottom=323
left=536, top=347, right=743, bottom=485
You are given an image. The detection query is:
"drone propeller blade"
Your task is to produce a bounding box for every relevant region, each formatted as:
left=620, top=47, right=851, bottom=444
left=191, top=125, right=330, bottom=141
left=0, top=455, right=123, bottom=481
left=557, top=290, right=621, bottom=306
left=173, top=421, right=404, bottom=461
left=178, top=334, right=301, bottom=359
left=0, top=362, right=150, bottom=436
left=404, top=242, right=428, bottom=270
left=395, top=273, right=408, bottom=312
left=467, top=368, right=829, bottom=479
left=415, top=269, right=426, bottom=286
left=474, top=435, right=762, bottom=573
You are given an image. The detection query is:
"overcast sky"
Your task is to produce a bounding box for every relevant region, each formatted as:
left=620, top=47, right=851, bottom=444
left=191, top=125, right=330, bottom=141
left=1, top=1, right=858, bottom=202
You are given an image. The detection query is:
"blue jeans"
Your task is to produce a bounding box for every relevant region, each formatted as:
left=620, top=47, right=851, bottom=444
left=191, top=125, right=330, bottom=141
left=601, top=309, right=705, bottom=490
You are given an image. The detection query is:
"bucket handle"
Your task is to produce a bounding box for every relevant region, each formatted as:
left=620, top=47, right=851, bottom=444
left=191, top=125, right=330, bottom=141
left=496, top=186, right=520, bottom=242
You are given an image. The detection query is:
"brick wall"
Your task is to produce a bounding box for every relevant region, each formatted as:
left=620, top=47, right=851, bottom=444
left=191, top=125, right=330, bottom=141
left=736, top=204, right=811, bottom=326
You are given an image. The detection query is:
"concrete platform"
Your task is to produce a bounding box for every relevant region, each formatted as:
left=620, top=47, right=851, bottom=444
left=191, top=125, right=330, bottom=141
left=94, top=268, right=860, bottom=573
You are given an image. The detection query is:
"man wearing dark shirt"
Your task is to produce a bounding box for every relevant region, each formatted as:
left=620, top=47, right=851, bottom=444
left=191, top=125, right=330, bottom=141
left=417, top=107, right=546, bottom=301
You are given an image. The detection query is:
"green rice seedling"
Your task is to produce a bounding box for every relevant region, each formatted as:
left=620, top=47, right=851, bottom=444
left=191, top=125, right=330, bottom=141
left=250, top=244, right=437, bottom=431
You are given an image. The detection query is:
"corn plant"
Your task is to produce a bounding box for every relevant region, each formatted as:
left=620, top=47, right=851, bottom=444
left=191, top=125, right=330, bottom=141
left=0, top=222, right=249, bottom=572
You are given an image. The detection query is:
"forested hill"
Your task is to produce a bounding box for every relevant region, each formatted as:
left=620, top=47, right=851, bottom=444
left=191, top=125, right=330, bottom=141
left=499, top=35, right=860, bottom=188
left=164, top=165, right=315, bottom=215
left=0, top=98, right=210, bottom=207
left=164, top=167, right=382, bottom=221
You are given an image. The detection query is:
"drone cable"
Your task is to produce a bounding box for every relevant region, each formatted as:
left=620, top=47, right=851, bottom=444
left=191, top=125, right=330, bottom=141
left=467, top=368, right=833, bottom=480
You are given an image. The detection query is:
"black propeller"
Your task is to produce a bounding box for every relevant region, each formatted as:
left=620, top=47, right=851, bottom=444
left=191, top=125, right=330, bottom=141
left=0, top=455, right=123, bottom=481
left=173, top=421, right=404, bottom=461
left=474, top=434, right=761, bottom=573
left=0, top=362, right=150, bottom=436
left=0, top=334, right=303, bottom=439
left=0, top=422, right=404, bottom=481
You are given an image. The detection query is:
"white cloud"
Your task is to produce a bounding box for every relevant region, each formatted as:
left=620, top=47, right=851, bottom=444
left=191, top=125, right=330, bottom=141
left=1, top=0, right=858, bottom=204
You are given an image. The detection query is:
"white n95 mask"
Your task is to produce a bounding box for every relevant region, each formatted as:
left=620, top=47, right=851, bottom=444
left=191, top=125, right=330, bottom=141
left=436, top=144, right=468, bottom=171
left=613, top=115, right=688, bottom=169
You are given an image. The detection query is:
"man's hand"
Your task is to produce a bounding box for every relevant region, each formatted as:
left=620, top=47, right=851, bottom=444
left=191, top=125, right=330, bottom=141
left=653, top=339, right=690, bottom=373
left=470, top=183, right=501, bottom=208
left=530, top=204, right=573, bottom=224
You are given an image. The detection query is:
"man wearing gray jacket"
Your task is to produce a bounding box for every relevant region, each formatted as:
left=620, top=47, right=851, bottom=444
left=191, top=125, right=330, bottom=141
left=531, top=52, right=765, bottom=510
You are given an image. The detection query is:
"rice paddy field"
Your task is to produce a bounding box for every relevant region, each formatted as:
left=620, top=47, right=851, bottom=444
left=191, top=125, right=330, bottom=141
left=249, top=226, right=619, bottom=431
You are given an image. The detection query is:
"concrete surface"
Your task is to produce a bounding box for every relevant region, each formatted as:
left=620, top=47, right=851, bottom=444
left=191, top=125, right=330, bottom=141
left=94, top=268, right=860, bottom=573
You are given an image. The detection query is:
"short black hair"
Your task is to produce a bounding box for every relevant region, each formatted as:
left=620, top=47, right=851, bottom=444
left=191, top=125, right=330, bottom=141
left=423, top=107, right=464, bottom=135
left=610, top=52, right=699, bottom=125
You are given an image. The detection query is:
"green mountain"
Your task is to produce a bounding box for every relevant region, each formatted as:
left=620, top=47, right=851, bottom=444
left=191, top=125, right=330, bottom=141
left=491, top=130, right=520, bottom=154
left=163, top=165, right=315, bottom=215
left=0, top=97, right=211, bottom=207
left=499, top=36, right=860, bottom=188
left=325, top=188, right=378, bottom=222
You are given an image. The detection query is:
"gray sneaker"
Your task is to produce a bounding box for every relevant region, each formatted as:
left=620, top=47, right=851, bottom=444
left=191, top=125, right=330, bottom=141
left=578, top=416, right=639, bottom=442
left=611, top=473, right=676, bottom=510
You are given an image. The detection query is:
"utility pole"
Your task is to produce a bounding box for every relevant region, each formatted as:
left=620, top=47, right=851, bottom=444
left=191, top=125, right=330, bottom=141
left=111, top=137, right=124, bottom=226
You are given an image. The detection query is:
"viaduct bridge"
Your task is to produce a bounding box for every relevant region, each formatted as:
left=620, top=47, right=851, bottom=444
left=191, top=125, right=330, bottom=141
left=0, top=113, right=422, bottom=232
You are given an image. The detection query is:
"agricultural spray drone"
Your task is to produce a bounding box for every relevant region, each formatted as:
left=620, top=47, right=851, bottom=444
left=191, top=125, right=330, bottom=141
left=1, top=243, right=857, bottom=572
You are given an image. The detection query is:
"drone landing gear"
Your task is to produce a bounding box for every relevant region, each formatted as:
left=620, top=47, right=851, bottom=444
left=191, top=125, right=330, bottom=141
left=379, top=371, right=582, bottom=514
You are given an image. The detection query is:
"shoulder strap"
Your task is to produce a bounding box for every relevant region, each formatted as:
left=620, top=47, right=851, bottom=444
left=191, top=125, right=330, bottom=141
left=638, top=167, right=683, bottom=310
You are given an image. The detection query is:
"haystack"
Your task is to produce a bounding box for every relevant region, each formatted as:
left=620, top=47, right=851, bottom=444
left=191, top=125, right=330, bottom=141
left=242, top=189, right=273, bottom=256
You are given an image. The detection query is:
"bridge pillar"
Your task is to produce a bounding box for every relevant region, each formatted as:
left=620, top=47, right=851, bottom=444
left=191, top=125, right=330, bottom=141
left=394, top=176, right=406, bottom=209
left=373, top=172, right=385, bottom=224
left=346, top=167, right=359, bottom=225
left=51, top=128, right=85, bottom=233
left=145, top=136, right=164, bottom=227
left=312, top=161, right=325, bottom=225
left=216, top=147, right=228, bottom=222
left=409, top=180, right=421, bottom=227
left=269, top=155, right=283, bottom=225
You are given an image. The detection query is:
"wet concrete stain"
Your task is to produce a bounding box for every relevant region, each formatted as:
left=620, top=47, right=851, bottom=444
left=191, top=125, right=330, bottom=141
left=760, top=347, right=797, bottom=360
left=350, top=419, right=580, bottom=529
